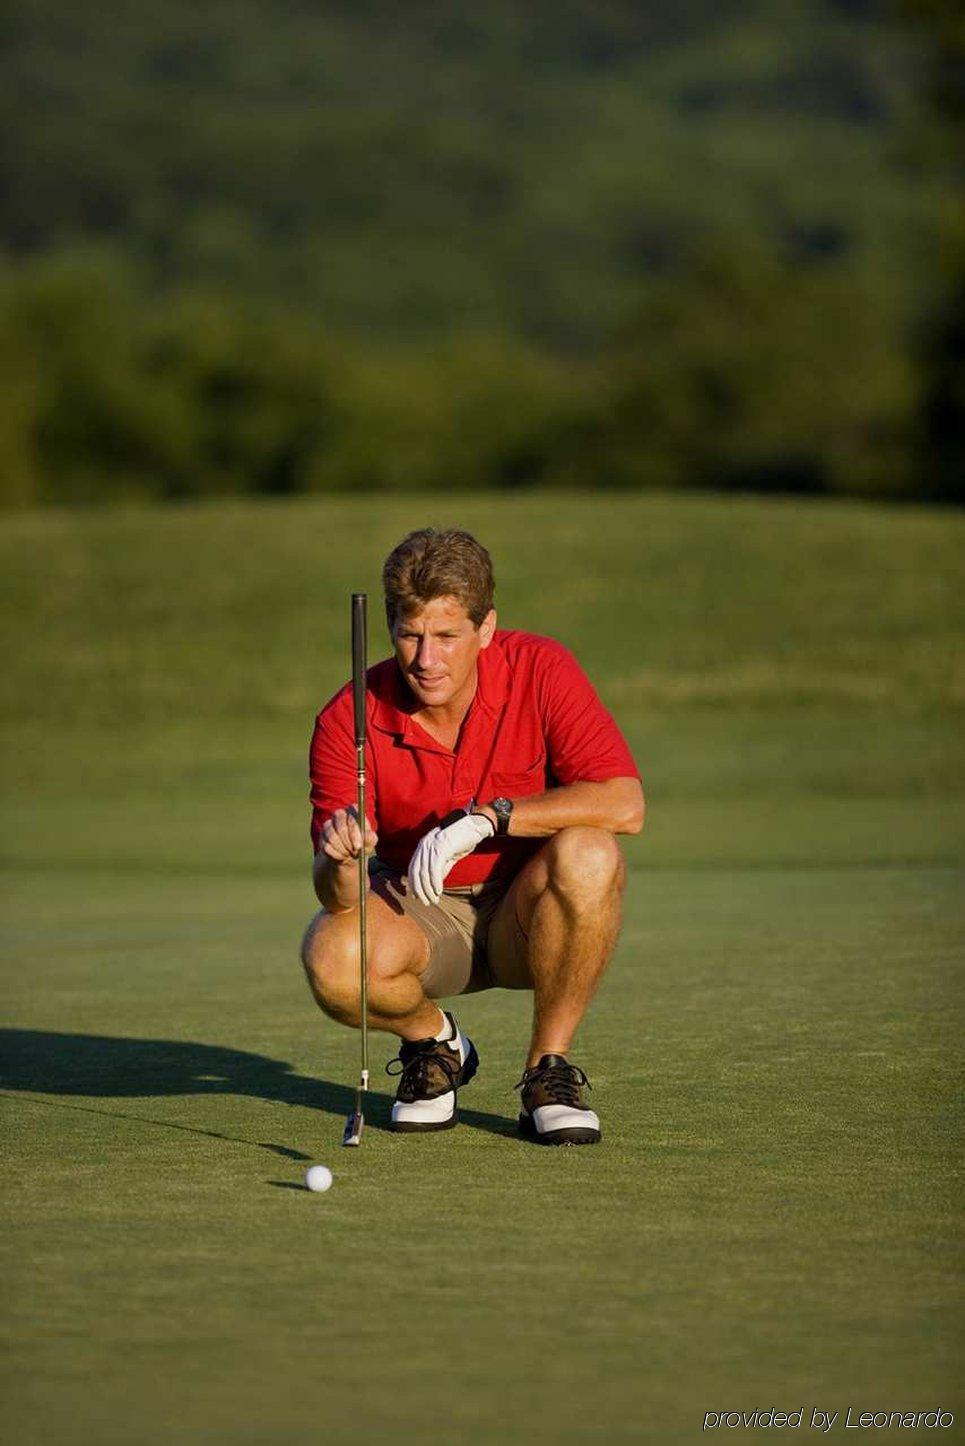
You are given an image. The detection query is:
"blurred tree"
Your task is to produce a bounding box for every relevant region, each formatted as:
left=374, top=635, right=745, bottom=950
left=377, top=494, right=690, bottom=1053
left=141, top=295, right=341, bottom=498
left=0, top=252, right=178, bottom=503
left=311, top=333, right=597, bottom=493
left=0, top=0, right=954, bottom=504
left=0, top=251, right=342, bottom=502
left=900, top=0, right=964, bottom=501
left=598, top=245, right=915, bottom=496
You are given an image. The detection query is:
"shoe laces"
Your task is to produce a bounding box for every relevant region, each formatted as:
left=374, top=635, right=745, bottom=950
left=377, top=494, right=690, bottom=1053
left=386, top=1037, right=460, bottom=1093
left=514, top=1059, right=591, bottom=1106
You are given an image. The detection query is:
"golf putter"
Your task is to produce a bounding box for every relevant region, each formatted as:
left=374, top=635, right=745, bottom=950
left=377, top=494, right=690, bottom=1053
left=343, top=591, right=369, bottom=1147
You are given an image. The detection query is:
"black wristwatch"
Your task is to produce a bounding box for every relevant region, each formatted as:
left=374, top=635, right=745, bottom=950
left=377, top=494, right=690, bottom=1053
left=489, top=796, right=513, bottom=836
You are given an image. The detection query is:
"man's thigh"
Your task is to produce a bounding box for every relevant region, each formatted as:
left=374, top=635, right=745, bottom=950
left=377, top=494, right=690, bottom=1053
left=303, top=886, right=430, bottom=973
left=483, top=849, right=551, bottom=990
left=367, top=867, right=485, bottom=998
left=307, top=859, right=542, bottom=998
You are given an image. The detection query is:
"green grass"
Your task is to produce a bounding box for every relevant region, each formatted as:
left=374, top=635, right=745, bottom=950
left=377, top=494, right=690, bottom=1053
left=1, top=492, right=963, bottom=1444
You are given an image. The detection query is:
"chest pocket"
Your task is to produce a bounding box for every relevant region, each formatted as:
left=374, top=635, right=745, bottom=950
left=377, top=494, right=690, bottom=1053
left=489, top=753, right=547, bottom=797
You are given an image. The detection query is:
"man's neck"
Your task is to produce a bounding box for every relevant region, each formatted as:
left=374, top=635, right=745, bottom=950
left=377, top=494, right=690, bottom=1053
left=411, top=665, right=479, bottom=733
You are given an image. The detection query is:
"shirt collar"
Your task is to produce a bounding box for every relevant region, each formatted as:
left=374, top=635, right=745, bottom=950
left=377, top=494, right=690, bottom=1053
left=369, top=632, right=510, bottom=736
left=475, top=633, right=511, bottom=715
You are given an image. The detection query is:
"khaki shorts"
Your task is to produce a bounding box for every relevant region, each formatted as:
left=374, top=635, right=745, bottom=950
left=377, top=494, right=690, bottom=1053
left=369, top=862, right=530, bottom=999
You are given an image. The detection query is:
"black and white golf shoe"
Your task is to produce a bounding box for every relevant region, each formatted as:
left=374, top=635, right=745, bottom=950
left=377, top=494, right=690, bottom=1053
left=387, top=1012, right=479, bottom=1132
left=516, top=1054, right=601, bottom=1146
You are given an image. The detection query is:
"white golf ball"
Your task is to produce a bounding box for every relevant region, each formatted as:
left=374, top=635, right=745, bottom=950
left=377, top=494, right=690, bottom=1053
left=304, top=1165, right=333, bottom=1193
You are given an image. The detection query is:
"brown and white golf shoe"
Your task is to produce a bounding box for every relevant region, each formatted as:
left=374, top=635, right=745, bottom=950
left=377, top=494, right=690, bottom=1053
left=516, top=1054, right=601, bottom=1145
left=387, top=1012, right=479, bottom=1132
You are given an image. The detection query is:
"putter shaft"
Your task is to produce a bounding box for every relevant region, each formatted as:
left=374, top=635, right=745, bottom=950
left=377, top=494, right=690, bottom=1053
left=343, top=592, right=369, bottom=1148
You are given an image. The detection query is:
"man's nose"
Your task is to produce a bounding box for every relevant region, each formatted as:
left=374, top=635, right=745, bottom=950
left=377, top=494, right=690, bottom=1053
left=417, top=637, right=438, bottom=666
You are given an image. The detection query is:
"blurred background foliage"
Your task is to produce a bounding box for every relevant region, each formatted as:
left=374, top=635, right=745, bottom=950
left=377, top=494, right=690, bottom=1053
left=0, top=0, right=960, bottom=506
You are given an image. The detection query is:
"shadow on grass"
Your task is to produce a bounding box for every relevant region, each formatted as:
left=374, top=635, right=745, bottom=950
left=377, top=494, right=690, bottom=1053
left=0, top=1029, right=516, bottom=1146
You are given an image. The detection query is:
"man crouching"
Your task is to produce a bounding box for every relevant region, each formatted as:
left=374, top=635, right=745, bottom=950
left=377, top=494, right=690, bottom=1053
left=301, top=527, right=643, bottom=1145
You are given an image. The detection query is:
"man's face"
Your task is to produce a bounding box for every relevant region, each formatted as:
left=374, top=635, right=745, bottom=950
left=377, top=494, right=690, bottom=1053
left=391, top=596, right=496, bottom=711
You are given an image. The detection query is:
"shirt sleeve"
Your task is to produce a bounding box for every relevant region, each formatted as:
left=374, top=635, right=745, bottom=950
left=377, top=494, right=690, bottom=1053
left=536, top=640, right=640, bottom=787
left=309, top=685, right=374, bottom=852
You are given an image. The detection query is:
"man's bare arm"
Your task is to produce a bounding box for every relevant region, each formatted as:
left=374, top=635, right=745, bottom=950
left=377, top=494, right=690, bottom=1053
left=476, top=777, right=644, bottom=838
left=312, top=806, right=378, bottom=912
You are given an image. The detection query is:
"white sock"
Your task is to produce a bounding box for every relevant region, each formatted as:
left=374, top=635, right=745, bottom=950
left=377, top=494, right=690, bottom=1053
left=433, top=1010, right=454, bottom=1042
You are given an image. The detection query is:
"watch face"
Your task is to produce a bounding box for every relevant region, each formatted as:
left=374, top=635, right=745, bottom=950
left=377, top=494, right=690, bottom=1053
left=491, top=797, right=513, bottom=835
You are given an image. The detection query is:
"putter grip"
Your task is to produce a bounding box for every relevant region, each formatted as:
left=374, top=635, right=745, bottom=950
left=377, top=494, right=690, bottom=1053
left=351, top=593, right=367, bottom=746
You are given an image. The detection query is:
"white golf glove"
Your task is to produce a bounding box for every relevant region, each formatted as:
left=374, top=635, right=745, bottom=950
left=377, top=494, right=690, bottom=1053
left=408, top=810, right=495, bottom=906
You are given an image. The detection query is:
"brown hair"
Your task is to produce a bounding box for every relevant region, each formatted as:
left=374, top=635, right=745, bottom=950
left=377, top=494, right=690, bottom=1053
left=382, top=529, right=495, bottom=630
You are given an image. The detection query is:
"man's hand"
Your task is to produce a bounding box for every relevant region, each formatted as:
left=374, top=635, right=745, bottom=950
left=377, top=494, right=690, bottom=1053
left=408, top=812, right=495, bottom=906
left=319, top=806, right=378, bottom=864
left=314, top=807, right=379, bottom=912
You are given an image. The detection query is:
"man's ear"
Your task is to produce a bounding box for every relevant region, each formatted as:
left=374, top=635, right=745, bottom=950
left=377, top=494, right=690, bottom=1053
left=479, top=609, right=497, bottom=648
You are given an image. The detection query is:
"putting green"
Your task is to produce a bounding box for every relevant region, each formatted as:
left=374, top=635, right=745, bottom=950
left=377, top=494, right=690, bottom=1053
left=2, top=493, right=962, bottom=1444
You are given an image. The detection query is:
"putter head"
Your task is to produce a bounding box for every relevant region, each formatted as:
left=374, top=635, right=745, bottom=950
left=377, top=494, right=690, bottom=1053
left=342, top=1108, right=364, bottom=1147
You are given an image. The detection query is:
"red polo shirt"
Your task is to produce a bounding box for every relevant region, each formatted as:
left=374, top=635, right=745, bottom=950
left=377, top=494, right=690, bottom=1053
left=309, top=629, right=640, bottom=887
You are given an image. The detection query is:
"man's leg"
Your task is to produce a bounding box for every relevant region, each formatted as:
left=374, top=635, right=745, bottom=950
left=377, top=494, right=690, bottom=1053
left=300, top=892, right=440, bottom=1041
left=487, top=825, right=626, bottom=1064
left=486, top=826, right=626, bottom=1145
left=300, top=887, right=479, bottom=1131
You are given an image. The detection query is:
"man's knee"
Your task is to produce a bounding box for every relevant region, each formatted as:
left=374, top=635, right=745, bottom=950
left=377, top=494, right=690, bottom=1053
left=299, top=906, right=428, bottom=1020
left=542, top=827, right=625, bottom=907
left=300, top=911, right=363, bottom=1019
